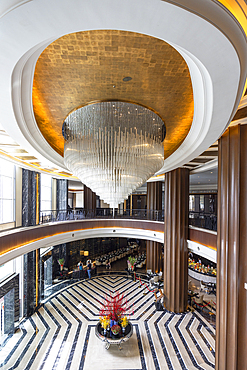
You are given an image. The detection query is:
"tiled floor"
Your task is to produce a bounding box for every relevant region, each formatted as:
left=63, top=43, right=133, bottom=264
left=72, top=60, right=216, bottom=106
left=0, top=276, right=215, bottom=369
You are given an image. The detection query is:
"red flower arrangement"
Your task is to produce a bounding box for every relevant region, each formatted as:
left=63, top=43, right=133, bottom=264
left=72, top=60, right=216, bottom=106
left=99, top=291, right=133, bottom=322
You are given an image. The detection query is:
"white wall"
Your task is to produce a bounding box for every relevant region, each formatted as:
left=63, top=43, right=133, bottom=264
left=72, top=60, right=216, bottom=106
left=187, top=239, right=217, bottom=263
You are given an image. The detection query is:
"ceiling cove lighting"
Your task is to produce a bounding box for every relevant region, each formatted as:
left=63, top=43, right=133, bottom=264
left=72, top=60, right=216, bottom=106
left=63, top=101, right=165, bottom=208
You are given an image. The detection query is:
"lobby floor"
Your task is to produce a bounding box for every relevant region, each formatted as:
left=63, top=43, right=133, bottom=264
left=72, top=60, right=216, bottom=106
left=0, top=275, right=215, bottom=370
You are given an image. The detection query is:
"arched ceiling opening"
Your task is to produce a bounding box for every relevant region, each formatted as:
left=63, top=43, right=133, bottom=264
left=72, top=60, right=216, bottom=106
left=33, top=30, right=194, bottom=159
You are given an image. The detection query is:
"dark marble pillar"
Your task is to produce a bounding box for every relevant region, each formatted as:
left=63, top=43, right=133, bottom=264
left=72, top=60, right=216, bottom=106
left=146, top=181, right=163, bottom=272
left=4, top=288, right=15, bottom=335
left=56, top=179, right=68, bottom=221
left=23, top=250, right=39, bottom=317
left=164, top=168, right=189, bottom=313
left=0, top=274, right=19, bottom=322
left=216, top=125, right=247, bottom=370
left=44, top=257, right=52, bottom=289
left=56, top=179, right=68, bottom=210
left=22, top=169, right=40, bottom=226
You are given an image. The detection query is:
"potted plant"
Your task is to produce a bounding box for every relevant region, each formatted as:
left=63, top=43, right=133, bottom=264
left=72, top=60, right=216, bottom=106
left=58, top=258, right=65, bottom=271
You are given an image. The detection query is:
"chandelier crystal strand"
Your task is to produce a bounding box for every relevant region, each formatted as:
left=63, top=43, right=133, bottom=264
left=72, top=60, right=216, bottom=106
left=63, top=101, right=165, bottom=209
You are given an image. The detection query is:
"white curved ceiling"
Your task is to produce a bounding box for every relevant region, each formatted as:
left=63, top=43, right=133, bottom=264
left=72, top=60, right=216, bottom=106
left=0, top=0, right=246, bottom=175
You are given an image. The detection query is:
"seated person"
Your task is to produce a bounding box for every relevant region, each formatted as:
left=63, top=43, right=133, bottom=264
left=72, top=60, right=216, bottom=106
left=106, top=260, right=111, bottom=270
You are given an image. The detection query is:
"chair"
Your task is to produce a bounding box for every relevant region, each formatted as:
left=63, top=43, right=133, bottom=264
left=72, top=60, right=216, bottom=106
left=200, top=280, right=210, bottom=294
left=154, top=276, right=159, bottom=283
left=188, top=280, right=193, bottom=291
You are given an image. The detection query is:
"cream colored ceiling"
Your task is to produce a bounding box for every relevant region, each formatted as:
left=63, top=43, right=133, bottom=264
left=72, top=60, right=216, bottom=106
left=32, top=30, right=194, bottom=159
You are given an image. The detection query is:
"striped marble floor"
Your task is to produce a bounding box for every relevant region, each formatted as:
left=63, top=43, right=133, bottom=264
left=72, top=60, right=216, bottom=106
left=0, top=275, right=215, bottom=370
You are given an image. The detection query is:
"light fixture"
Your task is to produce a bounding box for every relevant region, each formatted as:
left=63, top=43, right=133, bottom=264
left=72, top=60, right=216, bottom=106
left=63, top=101, right=165, bottom=208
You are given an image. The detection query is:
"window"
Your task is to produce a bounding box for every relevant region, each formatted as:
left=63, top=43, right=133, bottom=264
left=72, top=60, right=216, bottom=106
left=0, top=158, right=15, bottom=224
left=40, top=174, right=52, bottom=212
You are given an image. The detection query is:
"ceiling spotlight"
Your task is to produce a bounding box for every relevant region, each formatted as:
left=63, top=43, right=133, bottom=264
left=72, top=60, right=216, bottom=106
left=123, top=76, right=132, bottom=82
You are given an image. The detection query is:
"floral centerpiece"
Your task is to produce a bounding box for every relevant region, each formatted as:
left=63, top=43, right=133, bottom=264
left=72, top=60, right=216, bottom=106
left=99, top=291, right=133, bottom=336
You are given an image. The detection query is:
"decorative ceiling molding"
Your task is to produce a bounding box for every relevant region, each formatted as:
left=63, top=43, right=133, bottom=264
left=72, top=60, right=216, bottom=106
left=0, top=0, right=246, bottom=177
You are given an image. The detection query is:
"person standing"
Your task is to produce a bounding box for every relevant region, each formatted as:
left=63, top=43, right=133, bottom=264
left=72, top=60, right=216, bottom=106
left=87, top=259, right=92, bottom=279
left=106, top=260, right=111, bottom=274
left=78, top=261, right=83, bottom=279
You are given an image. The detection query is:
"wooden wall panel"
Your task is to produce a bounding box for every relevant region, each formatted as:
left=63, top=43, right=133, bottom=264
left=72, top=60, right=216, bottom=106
left=0, top=219, right=164, bottom=257
left=164, top=168, right=189, bottom=313
left=188, top=227, right=217, bottom=250
left=216, top=125, right=247, bottom=370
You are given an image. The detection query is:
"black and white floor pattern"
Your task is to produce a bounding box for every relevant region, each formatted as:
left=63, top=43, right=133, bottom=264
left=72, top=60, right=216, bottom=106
left=0, top=276, right=215, bottom=370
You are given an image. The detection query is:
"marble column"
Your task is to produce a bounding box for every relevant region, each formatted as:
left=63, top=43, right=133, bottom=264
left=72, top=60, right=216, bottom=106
left=4, top=289, right=15, bottom=335
left=56, top=179, right=68, bottom=210
left=23, top=251, right=37, bottom=316
left=164, top=168, right=189, bottom=313
left=0, top=274, right=19, bottom=323
left=22, top=169, right=40, bottom=316
left=22, top=169, right=40, bottom=227
left=216, top=125, right=247, bottom=370
left=146, top=181, right=163, bottom=272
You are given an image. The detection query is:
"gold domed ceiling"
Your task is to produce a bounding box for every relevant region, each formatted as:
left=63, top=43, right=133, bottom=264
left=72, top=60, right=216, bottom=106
left=32, top=30, right=194, bottom=159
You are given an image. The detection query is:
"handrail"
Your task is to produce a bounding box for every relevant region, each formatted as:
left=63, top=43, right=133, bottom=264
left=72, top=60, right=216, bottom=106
left=189, top=211, right=217, bottom=231
left=40, top=208, right=164, bottom=224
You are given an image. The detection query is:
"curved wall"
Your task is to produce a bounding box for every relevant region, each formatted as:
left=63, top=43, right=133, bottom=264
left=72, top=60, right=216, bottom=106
left=0, top=219, right=164, bottom=265
left=0, top=0, right=245, bottom=174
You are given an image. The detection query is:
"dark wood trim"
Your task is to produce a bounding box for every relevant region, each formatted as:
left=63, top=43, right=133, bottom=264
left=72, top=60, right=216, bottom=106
left=0, top=219, right=164, bottom=256
left=188, top=227, right=217, bottom=250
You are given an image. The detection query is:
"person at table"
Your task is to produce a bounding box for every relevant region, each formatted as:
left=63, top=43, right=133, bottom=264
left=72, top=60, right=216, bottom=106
left=87, top=259, right=92, bottom=279
left=106, top=260, right=111, bottom=273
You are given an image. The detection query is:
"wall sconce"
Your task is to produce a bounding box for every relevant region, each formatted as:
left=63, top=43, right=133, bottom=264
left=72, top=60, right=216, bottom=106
left=84, top=251, right=89, bottom=256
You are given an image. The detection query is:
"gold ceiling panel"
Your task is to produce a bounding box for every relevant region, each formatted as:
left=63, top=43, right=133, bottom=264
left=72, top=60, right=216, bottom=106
left=33, top=30, right=194, bottom=159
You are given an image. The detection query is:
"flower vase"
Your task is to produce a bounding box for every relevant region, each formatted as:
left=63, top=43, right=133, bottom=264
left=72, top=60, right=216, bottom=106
left=104, top=328, right=107, bottom=336
left=122, top=326, right=125, bottom=334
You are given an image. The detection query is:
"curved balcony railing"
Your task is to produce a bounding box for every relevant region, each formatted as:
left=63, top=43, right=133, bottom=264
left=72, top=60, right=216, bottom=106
left=40, top=208, right=164, bottom=224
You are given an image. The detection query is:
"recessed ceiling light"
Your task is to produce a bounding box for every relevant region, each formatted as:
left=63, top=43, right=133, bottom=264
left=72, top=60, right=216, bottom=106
left=123, top=76, right=132, bottom=82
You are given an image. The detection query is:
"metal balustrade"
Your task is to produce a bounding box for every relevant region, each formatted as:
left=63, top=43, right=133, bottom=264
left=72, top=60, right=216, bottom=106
left=189, top=211, right=217, bottom=231
left=39, top=208, right=164, bottom=224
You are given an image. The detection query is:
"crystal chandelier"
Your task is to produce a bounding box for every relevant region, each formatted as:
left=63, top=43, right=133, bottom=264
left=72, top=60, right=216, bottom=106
left=63, top=101, right=165, bottom=209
